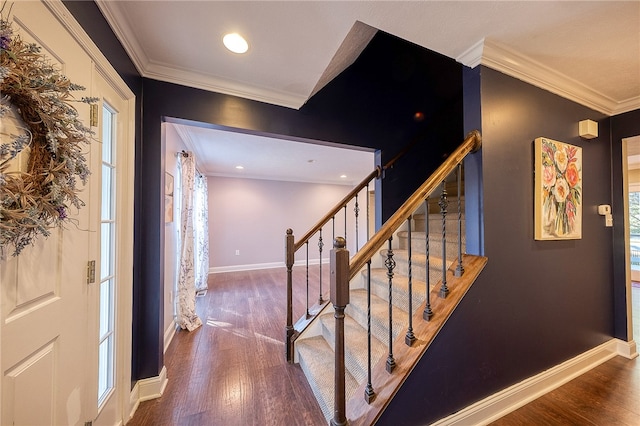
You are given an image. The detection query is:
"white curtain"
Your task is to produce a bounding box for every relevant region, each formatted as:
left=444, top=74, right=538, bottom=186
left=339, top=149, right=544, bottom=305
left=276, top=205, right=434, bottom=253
left=193, top=174, right=209, bottom=291
left=176, top=152, right=202, bottom=331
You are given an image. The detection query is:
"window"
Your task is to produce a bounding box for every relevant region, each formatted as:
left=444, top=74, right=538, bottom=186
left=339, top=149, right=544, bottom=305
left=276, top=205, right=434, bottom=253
left=98, top=103, right=117, bottom=406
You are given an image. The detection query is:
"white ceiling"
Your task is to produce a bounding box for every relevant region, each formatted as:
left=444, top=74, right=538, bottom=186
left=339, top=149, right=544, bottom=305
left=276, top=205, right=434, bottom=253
left=97, top=1, right=640, bottom=182
left=172, top=123, right=375, bottom=185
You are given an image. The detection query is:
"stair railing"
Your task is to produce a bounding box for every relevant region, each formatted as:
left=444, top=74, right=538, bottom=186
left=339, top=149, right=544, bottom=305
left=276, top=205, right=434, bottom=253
left=285, top=139, right=417, bottom=363
left=331, top=130, right=481, bottom=423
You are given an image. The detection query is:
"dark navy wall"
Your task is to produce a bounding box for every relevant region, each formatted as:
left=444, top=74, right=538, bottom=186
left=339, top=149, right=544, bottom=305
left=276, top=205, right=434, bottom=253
left=379, top=67, right=617, bottom=425
left=611, top=109, right=640, bottom=340
left=64, top=1, right=464, bottom=382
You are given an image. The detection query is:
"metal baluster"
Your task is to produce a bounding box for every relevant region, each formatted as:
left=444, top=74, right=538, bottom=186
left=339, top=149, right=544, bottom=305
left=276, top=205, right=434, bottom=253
left=455, top=163, right=464, bottom=277
left=405, top=216, right=416, bottom=346
left=332, top=216, right=335, bottom=243
left=364, top=260, right=376, bottom=403
left=385, top=237, right=396, bottom=373
left=354, top=193, right=360, bottom=252
left=305, top=241, right=310, bottom=317
left=423, top=199, right=433, bottom=320
left=318, top=228, right=324, bottom=304
left=344, top=205, right=347, bottom=245
left=366, top=184, right=370, bottom=241
left=439, top=181, right=449, bottom=298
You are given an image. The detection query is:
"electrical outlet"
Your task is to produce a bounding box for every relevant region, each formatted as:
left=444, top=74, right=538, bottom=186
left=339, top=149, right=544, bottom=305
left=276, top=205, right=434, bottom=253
left=235, top=249, right=240, bottom=256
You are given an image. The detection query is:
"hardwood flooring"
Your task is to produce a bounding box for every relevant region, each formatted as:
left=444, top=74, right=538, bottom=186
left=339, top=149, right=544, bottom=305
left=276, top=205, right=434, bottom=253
left=489, top=356, right=640, bottom=426
left=127, top=267, right=328, bottom=426
left=489, top=284, right=640, bottom=425
left=128, top=268, right=640, bottom=425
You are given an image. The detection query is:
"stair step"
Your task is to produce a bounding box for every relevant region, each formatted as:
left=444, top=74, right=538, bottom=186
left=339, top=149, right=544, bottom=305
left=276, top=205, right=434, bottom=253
left=363, top=269, right=428, bottom=315
left=377, top=249, right=458, bottom=284
left=296, top=336, right=359, bottom=421
left=413, top=209, right=465, bottom=232
left=318, top=312, right=387, bottom=386
left=347, top=288, right=411, bottom=344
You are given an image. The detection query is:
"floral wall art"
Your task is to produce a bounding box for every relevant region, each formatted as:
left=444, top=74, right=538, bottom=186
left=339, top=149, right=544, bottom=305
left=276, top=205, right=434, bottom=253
left=534, top=137, right=582, bottom=240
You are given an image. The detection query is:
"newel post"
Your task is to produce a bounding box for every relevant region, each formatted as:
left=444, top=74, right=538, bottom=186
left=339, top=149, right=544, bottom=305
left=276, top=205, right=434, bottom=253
left=285, top=229, right=295, bottom=363
left=330, top=237, right=349, bottom=426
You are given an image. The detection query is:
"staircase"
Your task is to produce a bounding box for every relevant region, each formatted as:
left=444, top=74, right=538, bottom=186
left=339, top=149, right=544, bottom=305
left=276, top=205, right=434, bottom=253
left=284, top=130, right=486, bottom=425
left=295, top=207, right=465, bottom=421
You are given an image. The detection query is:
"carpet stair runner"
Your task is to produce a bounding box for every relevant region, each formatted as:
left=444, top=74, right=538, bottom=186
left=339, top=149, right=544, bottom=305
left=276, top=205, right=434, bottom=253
left=295, top=210, right=465, bottom=421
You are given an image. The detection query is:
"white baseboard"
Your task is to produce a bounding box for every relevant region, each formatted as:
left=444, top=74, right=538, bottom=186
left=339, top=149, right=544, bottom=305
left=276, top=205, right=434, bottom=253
left=164, top=320, right=178, bottom=354
left=209, top=258, right=328, bottom=274
left=616, top=338, right=638, bottom=359
left=432, top=338, right=631, bottom=425
left=127, top=366, right=168, bottom=421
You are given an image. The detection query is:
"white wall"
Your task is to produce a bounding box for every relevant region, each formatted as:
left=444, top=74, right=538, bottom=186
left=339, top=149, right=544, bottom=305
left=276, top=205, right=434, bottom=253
left=208, top=176, right=371, bottom=271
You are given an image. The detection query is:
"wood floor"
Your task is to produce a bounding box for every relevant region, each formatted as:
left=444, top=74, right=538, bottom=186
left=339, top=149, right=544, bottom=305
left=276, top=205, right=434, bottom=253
left=127, top=267, right=327, bottom=426
left=128, top=269, right=640, bottom=425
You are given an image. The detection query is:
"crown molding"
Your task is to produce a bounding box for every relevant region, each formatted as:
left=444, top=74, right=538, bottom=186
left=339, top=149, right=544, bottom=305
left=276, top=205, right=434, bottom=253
left=457, top=39, right=640, bottom=117
left=95, top=0, right=147, bottom=78
left=96, top=1, right=305, bottom=110
left=144, top=61, right=307, bottom=110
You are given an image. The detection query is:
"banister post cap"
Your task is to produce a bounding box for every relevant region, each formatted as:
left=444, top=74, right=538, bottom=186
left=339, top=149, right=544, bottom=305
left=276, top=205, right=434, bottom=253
left=334, top=236, right=346, bottom=249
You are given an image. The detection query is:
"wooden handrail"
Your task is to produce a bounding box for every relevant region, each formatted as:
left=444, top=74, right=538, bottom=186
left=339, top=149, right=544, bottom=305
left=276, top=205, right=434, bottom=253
left=348, top=130, right=481, bottom=280
left=294, top=167, right=381, bottom=251
left=293, top=133, right=417, bottom=252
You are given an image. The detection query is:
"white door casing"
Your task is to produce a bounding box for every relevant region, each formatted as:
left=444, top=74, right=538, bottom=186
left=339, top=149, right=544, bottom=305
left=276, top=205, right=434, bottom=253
left=0, top=1, right=135, bottom=425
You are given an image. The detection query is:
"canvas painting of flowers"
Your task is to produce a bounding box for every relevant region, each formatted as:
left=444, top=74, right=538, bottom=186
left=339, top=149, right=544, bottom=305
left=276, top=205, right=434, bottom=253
left=534, top=137, right=582, bottom=240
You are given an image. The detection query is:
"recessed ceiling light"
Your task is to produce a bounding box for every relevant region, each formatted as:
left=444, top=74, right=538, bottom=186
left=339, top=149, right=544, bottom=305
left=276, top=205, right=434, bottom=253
left=236, top=165, right=244, bottom=170
left=340, top=174, right=347, bottom=179
left=223, top=33, right=249, bottom=54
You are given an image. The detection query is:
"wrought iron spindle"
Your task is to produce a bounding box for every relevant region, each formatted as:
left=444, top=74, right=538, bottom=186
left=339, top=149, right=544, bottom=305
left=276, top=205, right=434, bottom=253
left=318, top=228, right=325, bottom=304
left=405, top=216, right=416, bottom=346
left=364, top=260, right=376, bottom=403
left=305, top=241, right=310, bottom=317
left=455, top=163, right=464, bottom=277
left=423, top=199, right=433, bottom=320
left=354, top=193, right=360, bottom=252
left=344, top=205, right=347, bottom=245
left=385, top=237, right=396, bottom=373
left=439, top=182, right=449, bottom=298
left=366, top=184, right=370, bottom=241
left=332, top=216, right=335, bottom=242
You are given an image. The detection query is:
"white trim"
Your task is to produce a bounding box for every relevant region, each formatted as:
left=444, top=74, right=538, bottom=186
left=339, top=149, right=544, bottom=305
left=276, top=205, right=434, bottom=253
left=209, top=258, right=329, bottom=274
left=617, top=339, right=639, bottom=360
left=94, top=1, right=306, bottom=110
left=144, top=62, right=306, bottom=110
left=127, top=367, right=168, bottom=421
left=164, top=320, right=178, bottom=354
left=456, top=39, right=640, bottom=116
left=431, top=339, right=635, bottom=426
left=46, top=1, right=134, bottom=100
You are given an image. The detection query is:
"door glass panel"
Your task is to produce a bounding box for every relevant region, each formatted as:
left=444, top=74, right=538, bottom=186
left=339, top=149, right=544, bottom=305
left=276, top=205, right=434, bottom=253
left=98, top=102, right=116, bottom=407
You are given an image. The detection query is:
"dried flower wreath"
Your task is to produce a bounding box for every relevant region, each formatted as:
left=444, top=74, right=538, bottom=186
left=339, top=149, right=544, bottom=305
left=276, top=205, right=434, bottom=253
left=0, top=5, right=96, bottom=256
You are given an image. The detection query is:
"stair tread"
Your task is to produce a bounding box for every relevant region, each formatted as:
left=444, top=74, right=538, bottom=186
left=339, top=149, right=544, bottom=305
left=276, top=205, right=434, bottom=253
left=319, top=312, right=387, bottom=384
left=348, top=288, right=414, bottom=337
left=297, top=336, right=359, bottom=421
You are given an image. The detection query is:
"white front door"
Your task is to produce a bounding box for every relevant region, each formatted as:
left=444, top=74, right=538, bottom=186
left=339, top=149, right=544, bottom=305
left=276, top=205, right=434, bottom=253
left=0, top=2, right=135, bottom=425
